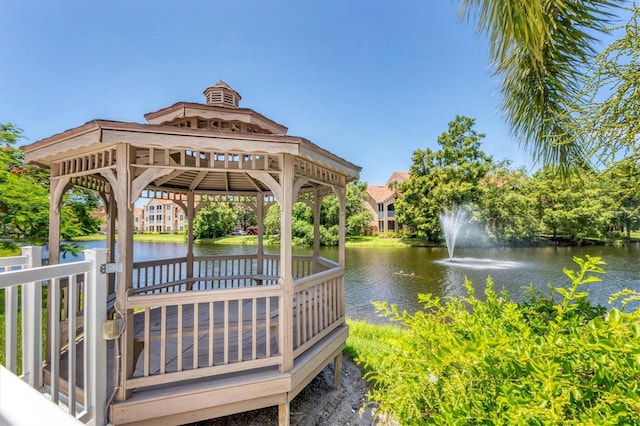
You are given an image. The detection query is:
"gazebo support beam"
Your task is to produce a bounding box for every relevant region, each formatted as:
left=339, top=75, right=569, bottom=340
left=312, top=189, right=321, bottom=263
left=113, top=144, right=136, bottom=400
left=46, top=172, right=70, bottom=364
left=335, top=186, right=346, bottom=266
left=279, top=155, right=295, bottom=374
left=186, top=191, right=195, bottom=282
left=256, top=194, right=265, bottom=275
left=99, top=190, right=117, bottom=294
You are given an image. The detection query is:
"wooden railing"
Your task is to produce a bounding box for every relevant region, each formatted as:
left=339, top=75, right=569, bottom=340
left=131, top=254, right=325, bottom=294
left=292, top=258, right=345, bottom=358
left=192, top=254, right=264, bottom=290
left=125, top=286, right=283, bottom=390
left=124, top=253, right=344, bottom=391
left=132, top=257, right=188, bottom=294
left=0, top=247, right=108, bottom=425
left=1, top=249, right=344, bottom=422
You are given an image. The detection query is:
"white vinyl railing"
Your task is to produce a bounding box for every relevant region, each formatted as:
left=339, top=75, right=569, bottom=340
left=0, top=247, right=108, bottom=426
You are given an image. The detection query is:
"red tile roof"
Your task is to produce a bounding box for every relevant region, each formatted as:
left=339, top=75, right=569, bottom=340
left=366, top=185, right=395, bottom=203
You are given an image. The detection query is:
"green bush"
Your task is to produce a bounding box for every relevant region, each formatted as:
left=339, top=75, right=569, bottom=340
left=366, top=256, right=640, bottom=424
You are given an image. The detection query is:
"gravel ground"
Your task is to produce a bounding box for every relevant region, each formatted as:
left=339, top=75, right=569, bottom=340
left=188, top=355, right=384, bottom=426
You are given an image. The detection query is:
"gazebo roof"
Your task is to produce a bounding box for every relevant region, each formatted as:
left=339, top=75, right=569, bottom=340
left=144, top=102, right=288, bottom=135
left=22, top=83, right=360, bottom=196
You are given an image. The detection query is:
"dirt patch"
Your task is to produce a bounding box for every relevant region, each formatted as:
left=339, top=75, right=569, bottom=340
left=190, top=355, right=382, bottom=426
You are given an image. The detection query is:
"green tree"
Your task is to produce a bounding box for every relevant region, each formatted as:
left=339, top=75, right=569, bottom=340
left=460, top=0, right=619, bottom=170
left=396, top=116, right=493, bottom=242
left=571, top=6, right=640, bottom=164
left=530, top=167, right=616, bottom=241
left=193, top=202, right=237, bottom=239
left=261, top=182, right=372, bottom=246
left=1, top=123, right=103, bottom=244
left=321, top=181, right=374, bottom=236
left=264, top=204, right=280, bottom=236
left=601, top=157, right=640, bottom=241
left=233, top=204, right=257, bottom=231
left=0, top=124, right=50, bottom=243
left=63, top=189, right=103, bottom=236
left=477, top=163, right=540, bottom=244
left=291, top=202, right=314, bottom=245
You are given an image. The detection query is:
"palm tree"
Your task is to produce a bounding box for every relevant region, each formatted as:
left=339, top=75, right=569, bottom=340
left=459, top=0, right=620, bottom=170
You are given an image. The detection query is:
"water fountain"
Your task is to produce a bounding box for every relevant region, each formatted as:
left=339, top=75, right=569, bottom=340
left=437, top=205, right=519, bottom=270
left=439, top=206, right=467, bottom=259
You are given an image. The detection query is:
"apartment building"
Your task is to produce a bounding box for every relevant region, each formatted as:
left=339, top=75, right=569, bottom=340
left=365, top=171, right=408, bottom=233
left=135, top=199, right=186, bottom=233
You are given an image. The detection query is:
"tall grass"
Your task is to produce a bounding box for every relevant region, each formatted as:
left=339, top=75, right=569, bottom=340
left=345, top=318, right=407, bottom=376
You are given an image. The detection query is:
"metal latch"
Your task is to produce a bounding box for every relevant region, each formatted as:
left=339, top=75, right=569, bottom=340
left=100, top=263, right=123, bottom=274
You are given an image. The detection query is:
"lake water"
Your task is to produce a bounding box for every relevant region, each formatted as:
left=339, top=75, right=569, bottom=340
left=72, top=241, right=640, bottom=323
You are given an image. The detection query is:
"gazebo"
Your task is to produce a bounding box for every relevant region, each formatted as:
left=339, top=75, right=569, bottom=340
left=22, top=81, right=361, bottom=425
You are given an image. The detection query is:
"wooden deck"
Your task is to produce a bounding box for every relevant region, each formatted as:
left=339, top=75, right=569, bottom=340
left=44, top=258, right=347, bottom=425
left=111, top=325, right=347, bottom=426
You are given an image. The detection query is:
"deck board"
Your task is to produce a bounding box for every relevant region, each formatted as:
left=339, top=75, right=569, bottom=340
left=48, top=298, right=279, bottom=397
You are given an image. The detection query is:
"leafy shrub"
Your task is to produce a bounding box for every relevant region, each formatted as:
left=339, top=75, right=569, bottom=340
left=366, top=256, right=640, bottom=424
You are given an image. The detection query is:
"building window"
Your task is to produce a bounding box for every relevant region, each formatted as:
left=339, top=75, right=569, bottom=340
left=166, top=226, right=171, bottom=233
left=166, top=215, right=171, bottom=222
left=166, top=204, right=171, bottom=211
left=388, top=203, right=395, bottom=218
left=179, top=225, right=184, bottom=231
left=179, top=214, right=184, bottom=221
left=156, top=214, right=162, bottom=221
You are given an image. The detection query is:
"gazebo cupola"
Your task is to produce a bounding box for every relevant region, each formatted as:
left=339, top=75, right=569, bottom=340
left=144, top=82, right=287, bottom=135
left=204, top=80, right=241, bottom=108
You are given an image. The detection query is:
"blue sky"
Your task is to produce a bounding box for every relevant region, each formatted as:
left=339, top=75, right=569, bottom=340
left=2, top=0, right=533, bottom=185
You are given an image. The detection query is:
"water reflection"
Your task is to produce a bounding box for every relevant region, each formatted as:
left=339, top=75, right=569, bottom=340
left=435, top=258, right=520, bottom=270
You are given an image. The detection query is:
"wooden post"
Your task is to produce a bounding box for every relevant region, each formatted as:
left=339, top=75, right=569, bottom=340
left=47, top=173, right=63, bottom=266
left=333, top=353, right=343, bottom=389
left=336, top=187, right=346, bottom=266
left=105, top=192, right=117, bottom=294
left=114, top=143, right=135, bottom=400
left=279, top=155, right=295, bottom=374
left=312, top=190, right=321, bottom=266
left=187, top=191, right=195, bottom=281
left=46, top=172, right=68, bottom=364
left=278, top=402, right=290, bottom=426
left=256, top=194, right=264, bottom=275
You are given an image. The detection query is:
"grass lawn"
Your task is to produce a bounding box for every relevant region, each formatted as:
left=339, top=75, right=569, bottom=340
left=73, top=233, right=188, bottom=243
left=345, top=236, right=425, bottom=247
left=210, top=235, right=281, bottom=245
